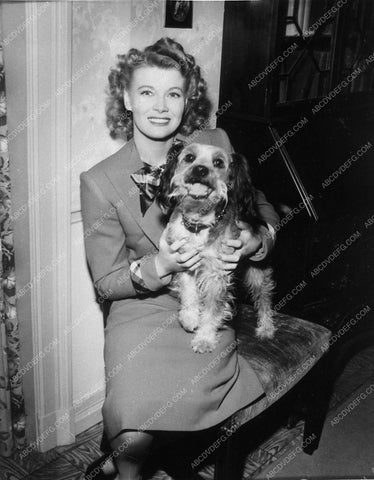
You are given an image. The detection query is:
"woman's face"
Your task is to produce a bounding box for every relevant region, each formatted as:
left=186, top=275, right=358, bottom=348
left=124, top=66, right=186, bottom=141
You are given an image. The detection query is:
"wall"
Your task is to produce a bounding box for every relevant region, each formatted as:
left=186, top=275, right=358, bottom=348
left=129, top=0, right=225, bottom=124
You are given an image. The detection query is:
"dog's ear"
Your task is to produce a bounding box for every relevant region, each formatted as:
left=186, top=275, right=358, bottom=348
left=156, top=141, right=184, bottom=214
left=228, top=152, right=257, bottom=222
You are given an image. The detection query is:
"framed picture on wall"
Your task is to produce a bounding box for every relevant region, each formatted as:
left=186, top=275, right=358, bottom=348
left=165, top=1, right=193, bottom=29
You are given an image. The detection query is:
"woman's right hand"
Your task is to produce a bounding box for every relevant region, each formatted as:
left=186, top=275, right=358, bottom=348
left=155, top=228, right=202, bottom=278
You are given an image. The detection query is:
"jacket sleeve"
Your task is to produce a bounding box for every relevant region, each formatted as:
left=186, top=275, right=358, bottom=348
left=80, top=170, right=171, bottom=301
left=216, top=128, right=280, bottom=261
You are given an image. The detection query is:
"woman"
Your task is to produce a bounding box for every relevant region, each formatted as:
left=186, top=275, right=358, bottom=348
left=81, top=38, right=279, bottom=480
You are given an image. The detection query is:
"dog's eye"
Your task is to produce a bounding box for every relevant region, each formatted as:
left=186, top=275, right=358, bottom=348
left=213, top=157, right=225, bottom=168
left=184, top=153, right=195, bottom=163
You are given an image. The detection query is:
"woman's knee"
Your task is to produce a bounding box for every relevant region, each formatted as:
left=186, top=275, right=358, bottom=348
left=111, top=430, right=154, bottom=460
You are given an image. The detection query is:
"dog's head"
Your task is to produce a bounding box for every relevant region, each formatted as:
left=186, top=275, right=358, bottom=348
left=157, top=142, right=257, bottom=222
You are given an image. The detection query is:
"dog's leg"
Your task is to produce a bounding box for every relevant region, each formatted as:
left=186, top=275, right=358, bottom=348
left=178, top=272, right=201, bottom=333
left=191, top=268, right=233, bottom=353
left=245, top=266, right=276, bottom=338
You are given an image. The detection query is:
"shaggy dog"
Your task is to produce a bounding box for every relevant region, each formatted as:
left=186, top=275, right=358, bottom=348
left=157, top=142, right=275, bottom=353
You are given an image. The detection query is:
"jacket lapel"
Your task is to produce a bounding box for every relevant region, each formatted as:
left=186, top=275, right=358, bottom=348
left=104, top=130, right=217, bottom=249
left=105, top=139, right=167, bottom=249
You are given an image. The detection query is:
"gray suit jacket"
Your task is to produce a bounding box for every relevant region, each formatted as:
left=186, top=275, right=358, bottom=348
left=80, top=128, right=279, bottom=302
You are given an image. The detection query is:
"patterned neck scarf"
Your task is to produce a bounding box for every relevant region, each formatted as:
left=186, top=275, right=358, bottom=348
left=130, top=162, right=166, bottom=216
left=130, top=137, right=184, bottom=216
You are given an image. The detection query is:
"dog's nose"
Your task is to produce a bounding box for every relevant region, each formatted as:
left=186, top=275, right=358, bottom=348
left=192, top=165, right=209, bottom=178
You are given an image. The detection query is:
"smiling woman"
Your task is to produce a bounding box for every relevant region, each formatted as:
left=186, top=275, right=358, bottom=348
left=80, top=37, right=279, bottom=480
left=105, top=38, right=211, bottom=144
left=123, top=67, right=186, bottom=161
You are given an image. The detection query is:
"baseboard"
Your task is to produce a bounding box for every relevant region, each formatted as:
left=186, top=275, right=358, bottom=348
left=74, top=387, right=105, bottom=436
left=29, top=407, right=76, bottom=453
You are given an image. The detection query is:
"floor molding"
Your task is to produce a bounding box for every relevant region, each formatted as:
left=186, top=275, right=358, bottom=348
left=74, top=387, right=105, bottom=437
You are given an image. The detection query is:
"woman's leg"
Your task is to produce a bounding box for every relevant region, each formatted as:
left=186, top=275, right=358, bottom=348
left=111, top=430, right=154, bottom=480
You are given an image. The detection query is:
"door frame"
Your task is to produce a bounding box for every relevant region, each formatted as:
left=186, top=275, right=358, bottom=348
left=2, top=1, right=74, bottom=450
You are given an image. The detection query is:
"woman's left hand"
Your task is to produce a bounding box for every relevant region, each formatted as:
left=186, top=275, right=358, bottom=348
left=219, top=223, right=262, bottom=273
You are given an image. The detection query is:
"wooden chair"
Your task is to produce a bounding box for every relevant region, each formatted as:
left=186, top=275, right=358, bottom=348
left=213, top=304, right=331, bottom=480
left=98, top=301, right=331, bottom=480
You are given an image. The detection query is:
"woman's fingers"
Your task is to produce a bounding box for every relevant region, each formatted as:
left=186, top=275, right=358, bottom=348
left=223, top=239, right=242, bottom=249
left=176, top=243, right=202, bottom=263
left=218, top=252, right=241, bottom=273
left=187, top=258, right=202, bottom=271
left=221, top=244, right=235, bottom=254
left=219, top=252, right=241, bottom=264
left=178, top=250, right=201, bottom=266
left=169, top=237, right=188, bottom=252
left=221, top=262, right=237, bottom=272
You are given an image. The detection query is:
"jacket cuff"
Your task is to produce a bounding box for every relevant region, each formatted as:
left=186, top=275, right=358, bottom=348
left=140, top=254, right=172, bottom=291
left=250, top=224, right=276, bottom=262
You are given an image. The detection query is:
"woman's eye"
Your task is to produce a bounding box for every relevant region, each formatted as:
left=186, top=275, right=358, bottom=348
left=169, top=92, right=181, bottom=98
left=213, top=158, right=224, bottom=168
left=184, top=154, right=195, bottom=163
left=140, top=90, right=153, bottom=96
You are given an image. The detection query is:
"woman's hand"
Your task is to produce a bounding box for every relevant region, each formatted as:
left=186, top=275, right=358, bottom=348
left=155, top=228, right=202, bottom=278
left=219, top=222, right=262, bottom=273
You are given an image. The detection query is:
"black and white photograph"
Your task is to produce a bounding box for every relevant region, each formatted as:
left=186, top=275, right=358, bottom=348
left=0, top=0, right=373, bottom=479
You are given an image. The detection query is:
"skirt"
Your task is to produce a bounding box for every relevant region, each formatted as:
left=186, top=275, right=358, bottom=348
left=102, top=289, right=264, bottom=441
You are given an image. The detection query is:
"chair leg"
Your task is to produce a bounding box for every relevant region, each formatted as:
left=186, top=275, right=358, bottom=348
left=303, top=351, right=334, bottom=454
left=214, top=424, right=242, bottom=480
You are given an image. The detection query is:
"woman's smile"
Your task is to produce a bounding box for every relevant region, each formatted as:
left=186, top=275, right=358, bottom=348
left=147, top=116, right=171, bottom=125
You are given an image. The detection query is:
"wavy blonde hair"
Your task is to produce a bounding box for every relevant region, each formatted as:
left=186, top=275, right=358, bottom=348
left=106, top=37, right=212, bottom=140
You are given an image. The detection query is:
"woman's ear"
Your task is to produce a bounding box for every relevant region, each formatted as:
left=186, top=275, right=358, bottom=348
left=123, top=90, right=132, bottom=111
left=228, top=152, right=257, bottom=222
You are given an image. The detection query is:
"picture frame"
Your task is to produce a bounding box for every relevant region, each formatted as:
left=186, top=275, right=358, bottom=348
left=165, top=1, right=193, bottom=29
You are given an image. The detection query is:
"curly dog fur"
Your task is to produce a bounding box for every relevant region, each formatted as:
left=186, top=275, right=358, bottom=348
left=157, top=142, right=275, bottom=353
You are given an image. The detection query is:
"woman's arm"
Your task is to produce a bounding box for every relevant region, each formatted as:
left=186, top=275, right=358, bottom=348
left=80, top=171, right=172, bottom=301
left=216, top=128, right=280, bottom=261
left=80, top=171, right=201, bottom=300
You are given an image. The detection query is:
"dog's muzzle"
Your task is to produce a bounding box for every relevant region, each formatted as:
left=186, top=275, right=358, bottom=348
left=184, top=165, right=215, bottom=200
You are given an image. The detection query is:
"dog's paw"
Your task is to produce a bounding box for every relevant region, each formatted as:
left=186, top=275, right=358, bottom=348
left=191, top=334, right=218, bottom=353
left=179, top=310, right=200, bottom=332
left=255, top=323, right=276, bottom=339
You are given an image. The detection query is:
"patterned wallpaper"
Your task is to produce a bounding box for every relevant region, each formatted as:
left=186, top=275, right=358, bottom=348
left=71, top=1, right=132, bottom=211
left=71, top=0, right=225, bottom=212
left=129, top=0, right=224, bottom=114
